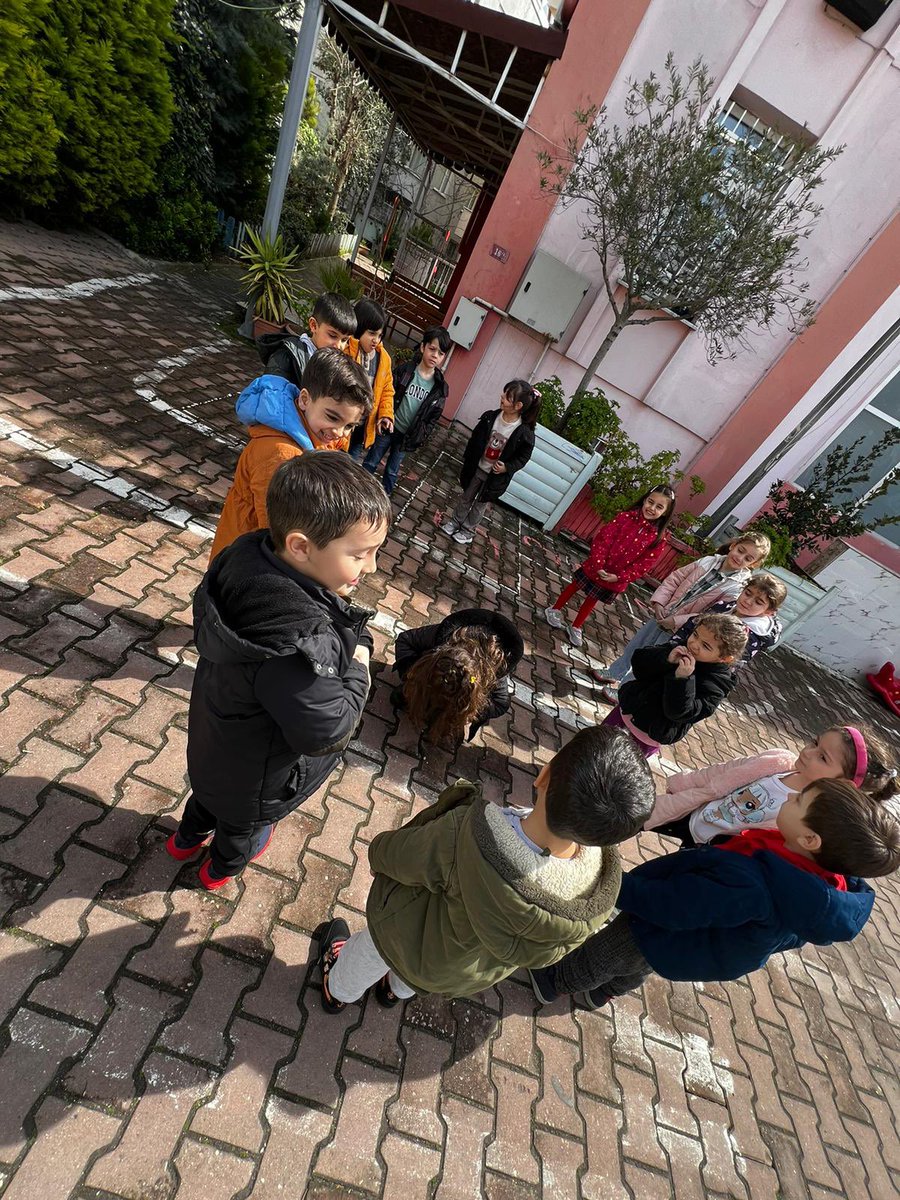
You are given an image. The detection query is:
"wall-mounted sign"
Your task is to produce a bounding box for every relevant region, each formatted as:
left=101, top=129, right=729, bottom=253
left=489, top=244, right=510, bottom=263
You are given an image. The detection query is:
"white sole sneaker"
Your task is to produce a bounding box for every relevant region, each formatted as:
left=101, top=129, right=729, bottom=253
left=453, top=530, right=474, bottom=544
left=568, top=626, right=584, bottom=648
left=544, top=606, right=565, bottom=629
left=440, top=521, right=457, bottom=535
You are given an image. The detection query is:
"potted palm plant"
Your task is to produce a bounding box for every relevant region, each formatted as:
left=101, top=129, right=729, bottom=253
left=239, top=227, right=302, bottom=338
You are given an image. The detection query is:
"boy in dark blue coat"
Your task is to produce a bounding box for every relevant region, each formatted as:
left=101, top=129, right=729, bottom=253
left=529, top=777, right=900, bottom=1009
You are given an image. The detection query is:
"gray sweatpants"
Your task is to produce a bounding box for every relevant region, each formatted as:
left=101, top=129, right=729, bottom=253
left=451, top=469, right=491, bottom=532
left=606, top=619, right=669, bottom=681
left=327, top=926, right=416, bottom=1003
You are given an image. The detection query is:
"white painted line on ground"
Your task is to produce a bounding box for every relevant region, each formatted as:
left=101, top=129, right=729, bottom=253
left=0, top=272, right=160, bottom=304
left=0, top=415, right=216, bottom=540
left=132, top=340, right=244, bottom=452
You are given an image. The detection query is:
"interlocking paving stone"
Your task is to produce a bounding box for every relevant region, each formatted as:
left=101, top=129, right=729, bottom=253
left=1, top=221, right=899, bottom=1199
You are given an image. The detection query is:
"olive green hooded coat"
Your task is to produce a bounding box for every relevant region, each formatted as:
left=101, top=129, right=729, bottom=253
left=366, top=781, right=622, bottom=998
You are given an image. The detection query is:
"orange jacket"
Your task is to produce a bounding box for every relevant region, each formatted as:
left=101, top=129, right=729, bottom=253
left=209, top=423, right=345, bottom=561
left=345, top=337, right=394, bottom=447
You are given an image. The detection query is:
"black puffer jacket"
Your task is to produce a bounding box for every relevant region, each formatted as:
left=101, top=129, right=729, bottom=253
left=394, top=359, right=448, bottom=450
left=618, top=644, right=737, bottom=746
left=393, top=608, right=524, bottom=739
left=459, top=409, right=536, bottom=501
left=187, top=531, right=373, bottom=823
left=255, top=331, right=312, bottom=387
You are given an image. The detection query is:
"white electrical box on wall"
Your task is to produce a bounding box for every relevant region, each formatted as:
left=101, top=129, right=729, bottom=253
left=447, top=297, right=488, bottom=350
left=507, top=251, right=591, bottom=340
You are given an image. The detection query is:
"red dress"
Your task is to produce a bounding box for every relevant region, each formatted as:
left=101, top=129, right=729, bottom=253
left=574, top=509, right=665, bottom=600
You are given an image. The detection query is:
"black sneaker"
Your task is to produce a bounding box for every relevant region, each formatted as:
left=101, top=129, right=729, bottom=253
left=314, top=918, right=351, bottom=1013
left=576, top=988, right=611, bottom=1011
left=528, top=965, right=560, bottom=1005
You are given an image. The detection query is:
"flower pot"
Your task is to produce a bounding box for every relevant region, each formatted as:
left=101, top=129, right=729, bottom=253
left=251, top=315, right=290, bottom=339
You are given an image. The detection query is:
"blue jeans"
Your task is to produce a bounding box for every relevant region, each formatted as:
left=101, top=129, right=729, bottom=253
left=606, top=619, right=669, bottom=681
left=363, top=430, right=406, bottom=495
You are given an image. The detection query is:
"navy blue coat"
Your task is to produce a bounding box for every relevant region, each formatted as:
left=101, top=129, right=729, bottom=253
left=618, top=845, right=874, bottom=982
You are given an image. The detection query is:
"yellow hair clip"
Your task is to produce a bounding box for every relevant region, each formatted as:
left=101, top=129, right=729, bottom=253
left=470, top=676, right=476, bottom=683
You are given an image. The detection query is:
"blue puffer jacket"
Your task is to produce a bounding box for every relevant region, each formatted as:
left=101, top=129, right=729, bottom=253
left=618, top=845, right=874, bottom=982
left=235, top=374, right=314, bottom=452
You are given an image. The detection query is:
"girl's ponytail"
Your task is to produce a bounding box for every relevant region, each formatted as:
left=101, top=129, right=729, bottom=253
left=504, top=379, right=541, bottom=429
left=402, top=628, right=507, bottom=747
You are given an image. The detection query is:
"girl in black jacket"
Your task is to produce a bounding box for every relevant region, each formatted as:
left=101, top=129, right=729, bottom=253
left=604, top=614, right=748, bottom=757
left=442, top=380, right=539, bottom=545
left=391, top=608, right=524, bottom=746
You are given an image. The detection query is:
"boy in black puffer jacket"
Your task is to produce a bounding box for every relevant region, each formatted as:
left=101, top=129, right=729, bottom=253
left=602, top=613, right=748, bottom=758
left=170, top=454, right=391, bottom=890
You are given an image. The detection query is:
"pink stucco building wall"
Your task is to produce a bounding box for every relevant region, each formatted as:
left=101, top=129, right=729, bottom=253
left=444, top=0, right=900, bottom=592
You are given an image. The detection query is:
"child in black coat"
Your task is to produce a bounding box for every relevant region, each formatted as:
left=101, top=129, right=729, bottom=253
left=603, top=613, right=748, bottom=758
left=442, top=380, right=539, bottom=546
left=171, top=454, right=391, bottom=890
left=392, top=608, right=524, bottom=746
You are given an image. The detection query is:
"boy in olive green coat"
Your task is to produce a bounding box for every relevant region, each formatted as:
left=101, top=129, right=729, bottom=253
left=315, top=725, right=655, bottom=1011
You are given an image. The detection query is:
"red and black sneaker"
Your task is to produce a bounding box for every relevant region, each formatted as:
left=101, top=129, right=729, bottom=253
left=165, top=831, right=212, bottom=861
left=314, top=918, right=350, bottom=1013
left=197, top=823, right=275, bottom=891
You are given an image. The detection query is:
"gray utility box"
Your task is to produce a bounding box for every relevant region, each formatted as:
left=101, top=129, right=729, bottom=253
left=447, top=297, right=489, bottom=350
left=507, top=250, right=591, bottom=340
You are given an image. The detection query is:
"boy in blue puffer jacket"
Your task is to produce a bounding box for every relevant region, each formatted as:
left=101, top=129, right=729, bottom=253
left=529, top=777, right=900, bottom=1009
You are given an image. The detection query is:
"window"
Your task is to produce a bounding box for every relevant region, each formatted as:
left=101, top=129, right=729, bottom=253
left=432, top=165, right=451, bottom=195
left=797, top=368, right=900, bottom=548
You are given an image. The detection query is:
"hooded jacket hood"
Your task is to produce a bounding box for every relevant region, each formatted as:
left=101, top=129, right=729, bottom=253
left=235, top=375, right=314, bottom=452
left=435, top=608, right=525, bottom=672
left=195, top=530, right=370, bottom=673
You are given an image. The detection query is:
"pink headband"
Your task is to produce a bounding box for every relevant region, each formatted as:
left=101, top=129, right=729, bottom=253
left=844, top=726, right=868, bottom=787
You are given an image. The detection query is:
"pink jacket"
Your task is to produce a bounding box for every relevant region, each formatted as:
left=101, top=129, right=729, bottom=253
left=644, top=748, right=796, bottom=830
left=650, top=554, right=751, bottom=619
left=581, top=510, right=665, bottom=594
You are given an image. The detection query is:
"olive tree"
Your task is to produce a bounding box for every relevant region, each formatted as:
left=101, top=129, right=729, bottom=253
left=538, top=55, right=842, bottom=405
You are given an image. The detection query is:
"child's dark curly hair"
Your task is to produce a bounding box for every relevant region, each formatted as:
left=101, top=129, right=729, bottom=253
left=402, top=627, right=507, bottom=747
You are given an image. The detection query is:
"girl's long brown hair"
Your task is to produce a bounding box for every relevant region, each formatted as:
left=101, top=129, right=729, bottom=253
left=403, top=627, right=507, bottom=747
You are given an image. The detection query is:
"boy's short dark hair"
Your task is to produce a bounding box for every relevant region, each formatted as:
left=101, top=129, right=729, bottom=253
left=804, top=779, right=900, bottom=878
left=421, top=325, right=451, bottom=354
left=696, top=612, right=749, bottom=660
left=303, top=348, right=373, bottom=418
left=355, top=298, right=387, bottom=338
left=312, top=292, right=356, bottom=335
left=266, top=452, right=392, bottom=551
left=746, top=572, right=788, bottom=611
left=544, top=726, right=654, bottom=846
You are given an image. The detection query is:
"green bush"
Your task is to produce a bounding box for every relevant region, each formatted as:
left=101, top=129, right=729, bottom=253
left=39, top=0, right=176, bottom=215
left=590, top=439, right=683, bottom=524
left=0, top=1, right=65, bottom=208
left=316, top=261, right=363, bottom=300
left=747, top=519, right=794, bottom=569
left=535, top=375, right=566, bottom=431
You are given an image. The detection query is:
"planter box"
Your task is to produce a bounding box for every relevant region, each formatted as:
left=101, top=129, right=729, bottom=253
left=501, top=425, right=602, bottom=528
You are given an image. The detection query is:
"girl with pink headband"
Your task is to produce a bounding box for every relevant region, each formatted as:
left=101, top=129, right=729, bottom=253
left=642, top=723, right=898, bottom=848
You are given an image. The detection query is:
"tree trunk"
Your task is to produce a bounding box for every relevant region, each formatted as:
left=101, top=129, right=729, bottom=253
left=558, top=316, right=629, bottom=435
left=576, top=317, right=628, bottom=395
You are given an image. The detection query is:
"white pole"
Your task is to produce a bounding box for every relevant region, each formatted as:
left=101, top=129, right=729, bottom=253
left=261, top=0, right=325, bottom=241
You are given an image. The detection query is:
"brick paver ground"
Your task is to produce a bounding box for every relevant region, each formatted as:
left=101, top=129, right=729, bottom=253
left=1, top=220, right=899, bottom=1200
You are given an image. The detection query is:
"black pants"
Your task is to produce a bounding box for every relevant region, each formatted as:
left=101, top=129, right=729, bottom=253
left=178, top=794, right=272, bottom=877
left=552, top=912, right=653, bottom=998
left=650, top=814, right=698, bottom=847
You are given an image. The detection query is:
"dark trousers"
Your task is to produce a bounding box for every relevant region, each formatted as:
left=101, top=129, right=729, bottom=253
left=178, top=794, right=271, bottom=877
left=553, top=912, right=652, bottom=998
left=651, top=814, right=698, bottom=846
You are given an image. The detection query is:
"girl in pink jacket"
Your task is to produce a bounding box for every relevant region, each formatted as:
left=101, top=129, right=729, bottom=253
left=645, top=723, right=898, bottom=847
left=545, top=487, right=676, bottom=647
left=592, top=531, right=770, bottom=693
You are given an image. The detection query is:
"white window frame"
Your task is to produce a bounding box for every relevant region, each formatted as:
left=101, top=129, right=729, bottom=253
left=431, top=165, right=451, bottom=195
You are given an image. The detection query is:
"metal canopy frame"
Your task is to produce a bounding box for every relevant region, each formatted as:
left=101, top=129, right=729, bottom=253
left=324, top=0, right=566, bottom=185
